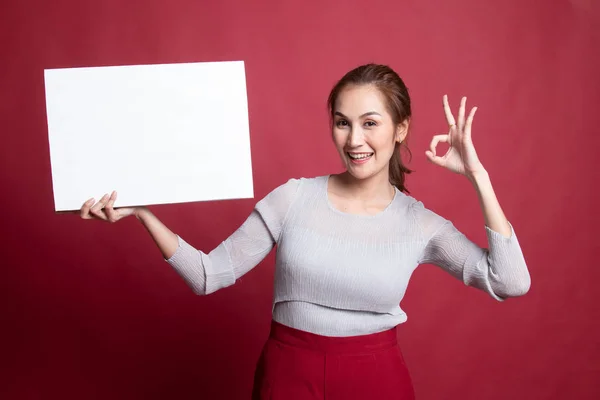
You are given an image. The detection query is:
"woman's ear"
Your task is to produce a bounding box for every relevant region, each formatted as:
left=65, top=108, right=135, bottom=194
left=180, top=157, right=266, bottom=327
left=395, top=118, right=410, bottom=143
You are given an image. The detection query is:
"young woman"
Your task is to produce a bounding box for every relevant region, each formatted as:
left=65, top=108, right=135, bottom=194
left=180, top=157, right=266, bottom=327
left=79, top=64, right=531, bottom=399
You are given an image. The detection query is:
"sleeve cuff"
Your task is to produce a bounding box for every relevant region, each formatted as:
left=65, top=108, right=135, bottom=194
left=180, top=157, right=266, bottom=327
left=485, top=221, right=516, bottom=242
left=164, top=235, right=240, bottom=295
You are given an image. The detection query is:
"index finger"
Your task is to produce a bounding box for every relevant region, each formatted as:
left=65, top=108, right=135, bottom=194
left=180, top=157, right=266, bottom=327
left=80, top=198, right=95, bottom=219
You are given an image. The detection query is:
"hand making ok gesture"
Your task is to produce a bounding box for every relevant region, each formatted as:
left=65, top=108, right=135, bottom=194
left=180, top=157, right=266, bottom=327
left=426, top=95, right=485, bottom=177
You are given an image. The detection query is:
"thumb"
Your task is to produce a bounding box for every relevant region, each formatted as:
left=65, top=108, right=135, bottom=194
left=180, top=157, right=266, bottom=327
left=425, top=151, right=445, bottom=167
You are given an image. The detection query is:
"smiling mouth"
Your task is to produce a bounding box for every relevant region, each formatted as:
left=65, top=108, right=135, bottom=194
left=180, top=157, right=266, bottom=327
left=347, top=152, right=374, bottom=160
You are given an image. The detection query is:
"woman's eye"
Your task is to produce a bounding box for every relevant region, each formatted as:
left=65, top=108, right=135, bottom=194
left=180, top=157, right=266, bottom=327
left=336, top=120, right=348, bottom=127
left=364, top=121, right=377, bottom=127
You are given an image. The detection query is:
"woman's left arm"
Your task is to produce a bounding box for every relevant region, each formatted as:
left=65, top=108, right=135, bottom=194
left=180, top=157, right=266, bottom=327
left=426, top=95, right=512, bottom=237
left=422, top=95, right=530, bottom=298
left=468, top=170, right=511, bottom=238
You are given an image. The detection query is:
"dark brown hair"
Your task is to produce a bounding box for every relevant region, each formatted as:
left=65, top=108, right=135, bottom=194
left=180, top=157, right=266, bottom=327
left=327, top=63, right=413, bottom=193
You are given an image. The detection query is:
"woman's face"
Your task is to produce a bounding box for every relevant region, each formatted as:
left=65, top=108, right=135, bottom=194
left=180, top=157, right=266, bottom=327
left=332, top=84, right=407, bottom=182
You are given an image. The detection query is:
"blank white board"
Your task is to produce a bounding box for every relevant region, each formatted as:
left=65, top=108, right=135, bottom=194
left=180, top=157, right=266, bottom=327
left=44, top=60, right=254, bottom=212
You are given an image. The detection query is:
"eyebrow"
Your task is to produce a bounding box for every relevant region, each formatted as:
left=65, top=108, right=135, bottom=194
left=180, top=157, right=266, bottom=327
left=334, top=111, right=382, bottom=119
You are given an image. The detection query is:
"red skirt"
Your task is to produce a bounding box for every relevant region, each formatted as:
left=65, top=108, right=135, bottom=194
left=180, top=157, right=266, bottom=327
left=252, top=320, right=415, bottom=400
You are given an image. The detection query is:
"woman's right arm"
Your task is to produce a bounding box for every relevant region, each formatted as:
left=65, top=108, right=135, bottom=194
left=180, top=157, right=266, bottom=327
left=79, top=179, right=301, bottom=295
left=135, top=207, right=179, bottom=259
left=80, top=191, right=178, bottom=259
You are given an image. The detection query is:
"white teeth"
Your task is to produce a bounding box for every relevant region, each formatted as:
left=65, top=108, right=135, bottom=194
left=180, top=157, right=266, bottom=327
left=348, top=153, right=373, bottom=160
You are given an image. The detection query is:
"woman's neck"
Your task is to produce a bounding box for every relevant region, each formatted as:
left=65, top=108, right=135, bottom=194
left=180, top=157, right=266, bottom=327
left=334, top=170, right=395, bottom=202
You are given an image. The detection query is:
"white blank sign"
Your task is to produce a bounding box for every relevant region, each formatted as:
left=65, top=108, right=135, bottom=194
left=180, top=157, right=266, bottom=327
left=44, top=60, right=254, bottom=212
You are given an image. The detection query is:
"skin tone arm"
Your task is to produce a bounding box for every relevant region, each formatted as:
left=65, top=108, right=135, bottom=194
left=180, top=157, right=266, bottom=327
left=79, top=195, right=179, bottom=259
left=425, top=95, right=512, bottom=238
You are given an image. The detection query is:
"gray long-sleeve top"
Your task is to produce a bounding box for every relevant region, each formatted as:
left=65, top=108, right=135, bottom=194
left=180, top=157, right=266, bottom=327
left=166, top=176, right=531, bottom=336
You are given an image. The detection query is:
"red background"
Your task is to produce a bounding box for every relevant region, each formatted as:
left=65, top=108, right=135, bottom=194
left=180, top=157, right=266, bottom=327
left=2, top=0, right=598, bottom=399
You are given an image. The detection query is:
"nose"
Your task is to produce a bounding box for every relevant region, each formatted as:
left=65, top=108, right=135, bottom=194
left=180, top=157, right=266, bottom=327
left=347, top=126, right=365, bottom=148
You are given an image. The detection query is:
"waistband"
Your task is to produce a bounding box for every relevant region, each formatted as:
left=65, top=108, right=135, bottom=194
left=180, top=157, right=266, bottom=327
left=268, top=320, right=398, bottom=354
